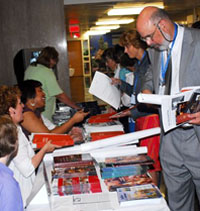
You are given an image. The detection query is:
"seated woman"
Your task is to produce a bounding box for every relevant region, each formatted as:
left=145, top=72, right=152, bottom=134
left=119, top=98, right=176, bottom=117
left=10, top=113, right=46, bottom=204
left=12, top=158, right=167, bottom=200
left=0, top=85, right=60, bottom=207
left=0, top=115, right=23, bottom=211
left=18, top=80, right=89, bottom=140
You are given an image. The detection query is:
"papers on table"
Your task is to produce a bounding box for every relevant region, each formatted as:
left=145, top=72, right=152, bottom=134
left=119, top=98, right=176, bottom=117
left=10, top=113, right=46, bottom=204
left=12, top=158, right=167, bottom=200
left=89, top=71, right=121, bottom=109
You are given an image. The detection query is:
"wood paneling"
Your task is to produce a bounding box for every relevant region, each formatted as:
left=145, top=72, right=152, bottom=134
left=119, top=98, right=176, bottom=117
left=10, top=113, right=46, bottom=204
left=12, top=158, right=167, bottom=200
left=67, top=40, right=83, bottom=77
left=70, top=76, right=85, bottom=103
left=68, top=40, right=85, bottom=102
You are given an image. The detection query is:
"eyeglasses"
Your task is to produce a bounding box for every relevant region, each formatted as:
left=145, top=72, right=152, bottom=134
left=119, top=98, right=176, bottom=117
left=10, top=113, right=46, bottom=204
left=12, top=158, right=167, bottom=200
left=140, top=20, right=161, bottom=42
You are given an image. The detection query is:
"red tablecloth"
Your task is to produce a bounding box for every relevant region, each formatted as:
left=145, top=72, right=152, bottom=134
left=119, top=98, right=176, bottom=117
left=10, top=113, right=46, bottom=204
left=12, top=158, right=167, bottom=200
left=135, top=114, right=161, bottom=172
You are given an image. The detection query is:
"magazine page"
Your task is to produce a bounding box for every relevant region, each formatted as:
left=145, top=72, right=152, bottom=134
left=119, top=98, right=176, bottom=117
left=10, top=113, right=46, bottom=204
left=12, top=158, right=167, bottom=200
left=137, top=87, right=200, bottom=132
left=89, top=71, right=121, bottom=110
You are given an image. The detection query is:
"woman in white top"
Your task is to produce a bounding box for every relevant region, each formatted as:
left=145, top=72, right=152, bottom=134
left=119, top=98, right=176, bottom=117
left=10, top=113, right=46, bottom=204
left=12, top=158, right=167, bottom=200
left=0, top=85, right=59, bottom=207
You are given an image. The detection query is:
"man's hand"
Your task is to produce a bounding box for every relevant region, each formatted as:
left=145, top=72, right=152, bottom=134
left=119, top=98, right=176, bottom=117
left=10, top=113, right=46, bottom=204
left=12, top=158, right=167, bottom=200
left=188, top=112, right=200, bottom=125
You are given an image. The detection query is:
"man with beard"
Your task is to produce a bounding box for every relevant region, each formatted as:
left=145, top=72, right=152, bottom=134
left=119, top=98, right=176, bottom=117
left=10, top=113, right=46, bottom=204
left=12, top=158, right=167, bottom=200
left=137, top=6, right=200, bottom=211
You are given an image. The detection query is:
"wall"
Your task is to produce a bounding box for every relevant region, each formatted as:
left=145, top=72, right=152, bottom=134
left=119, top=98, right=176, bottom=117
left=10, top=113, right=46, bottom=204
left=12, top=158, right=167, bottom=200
left=0, top=0, right=70, bottom=95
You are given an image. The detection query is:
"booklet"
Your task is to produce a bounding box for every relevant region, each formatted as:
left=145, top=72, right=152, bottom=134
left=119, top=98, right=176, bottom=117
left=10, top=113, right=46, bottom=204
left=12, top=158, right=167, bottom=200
left=137, top=86, right=200, bottom=132
left=89, top=71, right=121, bottom=110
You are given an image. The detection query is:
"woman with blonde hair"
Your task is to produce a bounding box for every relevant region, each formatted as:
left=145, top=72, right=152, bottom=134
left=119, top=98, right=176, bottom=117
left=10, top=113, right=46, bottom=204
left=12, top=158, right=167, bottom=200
left=111, top=30, right=160, bottom=185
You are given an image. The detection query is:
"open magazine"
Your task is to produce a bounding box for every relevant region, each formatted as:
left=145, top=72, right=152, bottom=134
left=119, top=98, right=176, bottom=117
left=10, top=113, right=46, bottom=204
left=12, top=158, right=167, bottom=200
left=137, top=86, right=200, bottom=132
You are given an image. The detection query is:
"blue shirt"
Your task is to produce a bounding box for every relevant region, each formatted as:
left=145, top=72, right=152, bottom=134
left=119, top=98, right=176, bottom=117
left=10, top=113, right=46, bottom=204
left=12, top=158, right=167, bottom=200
left=0, top=162, right=23, bottom=211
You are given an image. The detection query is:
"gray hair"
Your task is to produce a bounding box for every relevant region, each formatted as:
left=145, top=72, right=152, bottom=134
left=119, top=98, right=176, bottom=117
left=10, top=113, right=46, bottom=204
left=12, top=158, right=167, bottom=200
left=150, top=8, right=172, bottom=25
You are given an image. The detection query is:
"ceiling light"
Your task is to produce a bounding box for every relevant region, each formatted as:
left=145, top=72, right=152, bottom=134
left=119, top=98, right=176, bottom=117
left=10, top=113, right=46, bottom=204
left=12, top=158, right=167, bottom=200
left=96, top=18, right=134, bottom=25
left=90, top=25, right=120, bottom=30
left=85, top=30, right=111, bottom=36
left=108, top=2, right=164, bottom=16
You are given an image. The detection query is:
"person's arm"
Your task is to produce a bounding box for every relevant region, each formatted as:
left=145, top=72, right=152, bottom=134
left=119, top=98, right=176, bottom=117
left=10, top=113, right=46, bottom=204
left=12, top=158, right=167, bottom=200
left=31, top=140, right=60, bottom=168
left=142, top=89, right=152, bottom=94
left=56, top=92, right=80, bottom=110
left=111, top=77, right=133, bottom=96
left=21, top=110, right=89, bottom=134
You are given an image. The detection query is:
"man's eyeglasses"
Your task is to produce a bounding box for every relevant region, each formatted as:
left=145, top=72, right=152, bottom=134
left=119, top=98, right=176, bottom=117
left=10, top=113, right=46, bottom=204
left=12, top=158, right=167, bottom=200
left=140, top=20, right=161, bottom=42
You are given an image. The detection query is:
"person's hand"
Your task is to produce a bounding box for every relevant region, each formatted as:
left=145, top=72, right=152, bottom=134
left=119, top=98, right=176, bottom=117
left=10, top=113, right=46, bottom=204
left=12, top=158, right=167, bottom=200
left=68, top=127, right=83, bottom=143
left=111, top=77, right=121, bottom=86
left=188, top=112, right=200, bottom=125
left=72, top=109, right=89, bottom=123
left=107, top=107, right=116, bottom=113
left=43, top=139, right=61, bottom=153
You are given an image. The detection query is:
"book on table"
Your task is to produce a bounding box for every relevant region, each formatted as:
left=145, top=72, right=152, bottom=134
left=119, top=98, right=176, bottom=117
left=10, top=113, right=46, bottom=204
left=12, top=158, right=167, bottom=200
left=104, top=174, right=153, bottom=192
left=103, top=154, right=154, bottom=166
left=30, top=133, right=74, bottom=149
left=84, top=121, right=124, bottom=133
left=117, top=184, right=163, bottom=206
left=90, top=131, right=124, bottom=142
left=51, top=153, right=102, bottom=196
left=53, top=153, right=92, bottom=168
left=52, top=175, right=102, bottom=196
left=87, top=112, right=117, bottom=124
left=100, top=164, right=148, bottom=179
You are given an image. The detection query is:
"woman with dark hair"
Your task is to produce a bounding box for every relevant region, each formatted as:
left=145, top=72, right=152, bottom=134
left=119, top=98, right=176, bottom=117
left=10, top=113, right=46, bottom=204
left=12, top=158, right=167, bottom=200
left=19, top=80, right=88, bottom=140
left=24, top=46, right=80, bottom=121
left=0, top=115, right=23, bottom=211
left=0, top=85, right=59, bottom=207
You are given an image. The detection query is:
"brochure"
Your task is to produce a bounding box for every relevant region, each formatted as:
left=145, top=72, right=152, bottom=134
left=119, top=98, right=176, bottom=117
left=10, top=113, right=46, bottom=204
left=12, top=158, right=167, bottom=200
left=89, top=71, right=121, bottom=109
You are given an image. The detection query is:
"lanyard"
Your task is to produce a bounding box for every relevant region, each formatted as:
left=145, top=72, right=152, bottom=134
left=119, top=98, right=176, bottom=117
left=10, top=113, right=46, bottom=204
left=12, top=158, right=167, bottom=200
left=133, top=51, right=146, bottom=94
left=160, top=24, right=178, bottom=85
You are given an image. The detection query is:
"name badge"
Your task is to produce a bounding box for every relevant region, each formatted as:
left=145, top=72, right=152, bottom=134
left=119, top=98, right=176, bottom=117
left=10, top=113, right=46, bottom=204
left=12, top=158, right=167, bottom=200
left=158, top=84, right=166, bottom=95
left=131, top=94, right=136, bottom=105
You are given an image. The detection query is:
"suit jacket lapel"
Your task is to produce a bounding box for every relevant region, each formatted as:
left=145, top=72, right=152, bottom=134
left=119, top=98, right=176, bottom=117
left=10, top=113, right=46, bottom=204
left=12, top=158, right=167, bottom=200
left=179, top=28, right=194, bottom=89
